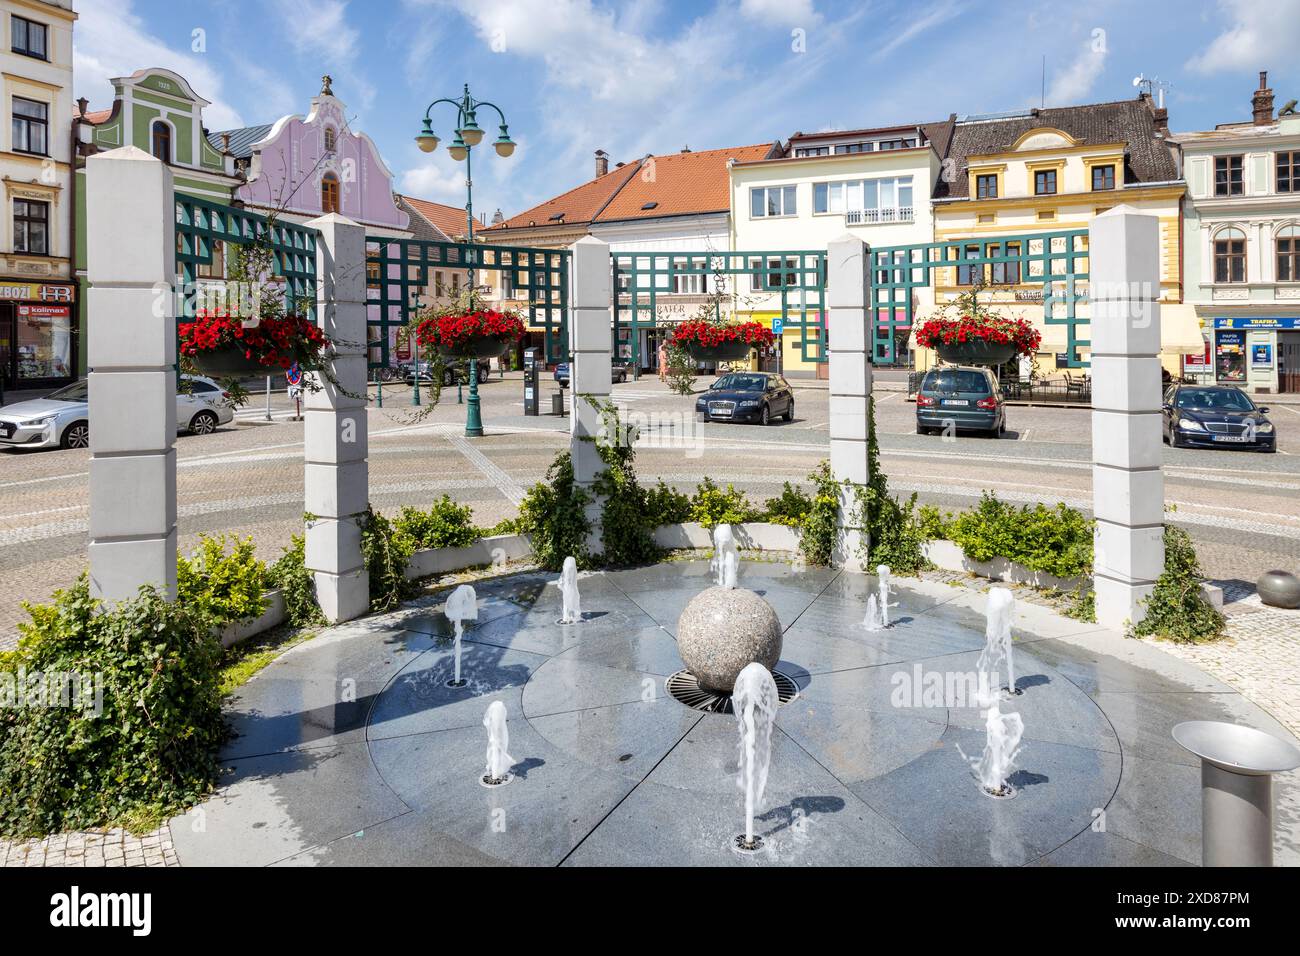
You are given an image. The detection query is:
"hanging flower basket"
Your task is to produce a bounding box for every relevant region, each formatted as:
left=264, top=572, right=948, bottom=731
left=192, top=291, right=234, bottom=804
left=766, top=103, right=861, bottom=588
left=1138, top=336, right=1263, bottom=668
left=670, top=319, right=774, bottom=362
left=914, top=311, right=1040, bottom=367
left=179, top=310, right=331, bottom=376
left=416, top=309, right=525, bottom=361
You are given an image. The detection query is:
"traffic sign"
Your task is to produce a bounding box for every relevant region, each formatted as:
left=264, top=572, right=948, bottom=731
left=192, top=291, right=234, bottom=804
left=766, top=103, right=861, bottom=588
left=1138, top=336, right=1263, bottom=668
left=772, top=318, right=784, bottom=336
left=286, top=363, right=302, bottom=387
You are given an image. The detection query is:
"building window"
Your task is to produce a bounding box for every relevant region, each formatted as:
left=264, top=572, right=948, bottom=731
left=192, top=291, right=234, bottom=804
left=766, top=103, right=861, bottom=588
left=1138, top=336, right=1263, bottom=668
left=150, top=121, right=172, bottom=162
left=957, top=245, right=982, bottom=286
left=975, top=174, right=998, bottom=199
left=989, top=242, right=1022, bottom=284
left=1034, top=169, right=1057, bottom=195
left=1091, top=164, right=1116, bottom=191
left=1277, top=151, right=1300, bottom=193
left=749, top=257, right=797, bottom=291
left=793, top=146, right=829, bottom=157
left=11, top=97, right=48, bottom=155
left=11, top=15, right=48, bottom=59
left=1278, top=225, right=1300, bottom=282
left=835, top=142, right=873, bottom=154
left=197, top=239, right=224, bottom=279
left=1213, top=227, right=1246, bottom=283
left=321, top=174, right=340, bottom=213
left=14, top=199, right=49, bottom=255
left=877, top=138, right=916, bottom=150
left=1214, top=155, right=1244, bottom=196
left=813, top=176, right=913, bottom=222
left=324, top=127, right=337, bottom=152
left=750, top=185, right=796, bottom=218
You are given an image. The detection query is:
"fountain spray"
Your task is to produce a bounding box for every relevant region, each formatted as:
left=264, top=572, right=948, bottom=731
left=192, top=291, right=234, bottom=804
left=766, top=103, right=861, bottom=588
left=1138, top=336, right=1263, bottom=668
left=712, top=524, right=739, bottom=589
left=444, top=583, right=478, bottom=687
left=558, top=556, right=581, bottom=624
left=733, top=662, right=778, bottom=853
left=979, top=587, right=1016, bottom=697
left=862, top=595, right=883, bottom=631
left=482, top=701, right=514, bottom=786
left=876, top=565, right=894, bottom=627
left=964, top=698, right=1024, bottom=797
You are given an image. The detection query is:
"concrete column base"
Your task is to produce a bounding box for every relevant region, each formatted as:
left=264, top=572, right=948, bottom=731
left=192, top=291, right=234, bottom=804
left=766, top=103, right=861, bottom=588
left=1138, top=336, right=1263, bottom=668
left=313, top=568, right=370, bottom=623
left=1094, top=573, right=1156, bottom=631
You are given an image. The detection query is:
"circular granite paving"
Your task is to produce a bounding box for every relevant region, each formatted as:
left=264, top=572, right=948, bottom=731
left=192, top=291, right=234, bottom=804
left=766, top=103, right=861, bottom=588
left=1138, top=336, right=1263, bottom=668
left=172, top=560, right=1300, bottom=867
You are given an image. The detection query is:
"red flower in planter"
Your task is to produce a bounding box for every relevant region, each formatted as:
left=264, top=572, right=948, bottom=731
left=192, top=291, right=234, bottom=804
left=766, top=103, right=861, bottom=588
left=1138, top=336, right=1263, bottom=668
left=669, top=320, right=775, bottom=349
left=179, top=308, right=331, bottom=369
left=415, top=309, right=526, bottom=353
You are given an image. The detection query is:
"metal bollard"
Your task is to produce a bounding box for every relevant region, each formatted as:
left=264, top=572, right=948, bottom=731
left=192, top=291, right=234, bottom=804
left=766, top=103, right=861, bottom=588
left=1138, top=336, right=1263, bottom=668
left=1173, top=721, right=1300, bottom=867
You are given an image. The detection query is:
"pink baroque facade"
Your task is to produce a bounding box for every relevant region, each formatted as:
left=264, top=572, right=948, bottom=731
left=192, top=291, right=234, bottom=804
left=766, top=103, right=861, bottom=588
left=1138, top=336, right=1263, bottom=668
left=227, top=78, right=409, bottom=235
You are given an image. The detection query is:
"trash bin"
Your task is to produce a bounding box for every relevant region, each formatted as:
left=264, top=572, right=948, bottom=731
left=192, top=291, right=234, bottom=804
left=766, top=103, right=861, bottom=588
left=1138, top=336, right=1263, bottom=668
left=552, top=392, right=565, bottom=416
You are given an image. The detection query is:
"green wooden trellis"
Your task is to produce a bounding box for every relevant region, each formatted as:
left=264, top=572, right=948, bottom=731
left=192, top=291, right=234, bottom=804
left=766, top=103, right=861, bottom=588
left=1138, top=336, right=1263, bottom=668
left=173, top=194, right=319, bottom=320
left=611, top=250, right=827, bottom=370
left=365, top=237, right=569, bottom=368
left=868, top=229, right=1090, bottom=367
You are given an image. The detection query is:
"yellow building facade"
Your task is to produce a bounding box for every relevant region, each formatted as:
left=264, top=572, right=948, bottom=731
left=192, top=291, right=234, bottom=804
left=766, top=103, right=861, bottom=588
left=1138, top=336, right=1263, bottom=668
left=929, top=100, right=1202, bottom=374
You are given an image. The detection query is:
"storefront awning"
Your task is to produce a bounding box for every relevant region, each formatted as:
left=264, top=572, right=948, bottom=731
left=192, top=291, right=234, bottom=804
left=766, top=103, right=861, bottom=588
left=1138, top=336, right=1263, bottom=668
left=1159, top=304, right=1207, bottom=355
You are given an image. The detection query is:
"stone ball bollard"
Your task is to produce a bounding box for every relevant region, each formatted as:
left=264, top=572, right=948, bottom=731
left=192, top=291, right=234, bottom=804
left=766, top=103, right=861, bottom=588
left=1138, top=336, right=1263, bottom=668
left=676, top=586, right=782, bottom=693
left=1256, top=570, right=1300, bottom=610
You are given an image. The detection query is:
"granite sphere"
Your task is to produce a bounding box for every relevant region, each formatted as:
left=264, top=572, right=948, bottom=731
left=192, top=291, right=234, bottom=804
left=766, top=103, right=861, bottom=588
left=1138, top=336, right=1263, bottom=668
left=676, top=587, right=782, bottom=693
left=1257, top=570, right=1300, bottom=609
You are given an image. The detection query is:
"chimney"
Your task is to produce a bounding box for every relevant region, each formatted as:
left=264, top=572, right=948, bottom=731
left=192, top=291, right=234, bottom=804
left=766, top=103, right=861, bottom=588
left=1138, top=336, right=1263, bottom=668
left=1253, top=70, right=1275, bottom=126
left=221, top=132, right=231, bottom=153
left=1153, top=105, right=1169, bottom=134
left=595, top=149, right=609, bottom=177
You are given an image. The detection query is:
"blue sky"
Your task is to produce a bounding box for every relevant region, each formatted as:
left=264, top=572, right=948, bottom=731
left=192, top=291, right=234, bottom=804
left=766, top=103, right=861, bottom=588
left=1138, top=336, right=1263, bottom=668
left=73, top=0, right=1300, bottom=219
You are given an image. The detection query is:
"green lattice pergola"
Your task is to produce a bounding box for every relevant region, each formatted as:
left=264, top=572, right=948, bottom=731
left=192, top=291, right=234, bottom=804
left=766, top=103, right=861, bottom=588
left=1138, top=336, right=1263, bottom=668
left=611, top=251, right=827, bottom=369
left=365, top=237, right=569, bottom=368
left=173, top=195, right=319, bottom=320
left=868, top=229, right=1091, bottom=367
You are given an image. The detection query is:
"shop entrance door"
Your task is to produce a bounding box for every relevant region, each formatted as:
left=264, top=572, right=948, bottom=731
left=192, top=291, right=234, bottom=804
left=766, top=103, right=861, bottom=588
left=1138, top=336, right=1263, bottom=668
left=1280, top=334, right=1300, bottom=393
left=0, top=304, right=14, bottom=394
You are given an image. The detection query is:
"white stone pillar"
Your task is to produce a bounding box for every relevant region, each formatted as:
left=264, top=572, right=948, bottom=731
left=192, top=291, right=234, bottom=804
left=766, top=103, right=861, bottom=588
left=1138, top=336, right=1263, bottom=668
left=86, top=146, right=177, bottom=602
left=568, top=236, right=612, bottom=552
left=826, top=235, right=872, bottom=571
left=303, top=214, right=369, bottom=622
left=1089, top=205, right=1165, bottom=631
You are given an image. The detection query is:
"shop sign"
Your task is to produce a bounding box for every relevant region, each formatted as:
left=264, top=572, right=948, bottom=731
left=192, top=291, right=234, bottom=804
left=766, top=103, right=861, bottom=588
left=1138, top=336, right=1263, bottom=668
left=1212, top=317, right=1300, bottom=330
left=1215, top=330, right=1246, bottom=382
left=1251, top=344, right=1274, bottom=368
left=0, top=283, right=75, bottom=303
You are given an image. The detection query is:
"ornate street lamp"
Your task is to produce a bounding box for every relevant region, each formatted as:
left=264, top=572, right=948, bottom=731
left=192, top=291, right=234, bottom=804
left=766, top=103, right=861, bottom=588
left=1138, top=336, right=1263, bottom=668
left=415, top=84, right=516, bottom=438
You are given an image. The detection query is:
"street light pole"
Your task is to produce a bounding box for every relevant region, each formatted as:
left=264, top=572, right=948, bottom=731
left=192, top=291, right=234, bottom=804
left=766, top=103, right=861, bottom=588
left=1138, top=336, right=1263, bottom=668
left=415, top=84, right=516, bottom=439
left=409, top=288, right=423, bottom=407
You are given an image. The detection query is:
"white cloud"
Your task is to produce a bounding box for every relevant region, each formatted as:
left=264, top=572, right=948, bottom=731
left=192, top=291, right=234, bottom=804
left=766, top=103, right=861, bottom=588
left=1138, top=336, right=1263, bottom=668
left=875, top=0, right=965, bottom=58
left=73, top=0, right=244, bottom=130
left=739, top=0, right=819, bottom=27
left=1186, top=0, right=1300, bottom=73
left=1045, top=36, right=1109, bottom=106
left=271, top=0, right=360, bottom=63
left=400, top=156, right=469, bottom=202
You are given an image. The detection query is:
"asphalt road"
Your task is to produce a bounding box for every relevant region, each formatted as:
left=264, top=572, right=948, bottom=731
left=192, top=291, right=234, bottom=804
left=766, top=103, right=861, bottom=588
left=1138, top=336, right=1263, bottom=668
left=1, top=371, right=1297, bottom=645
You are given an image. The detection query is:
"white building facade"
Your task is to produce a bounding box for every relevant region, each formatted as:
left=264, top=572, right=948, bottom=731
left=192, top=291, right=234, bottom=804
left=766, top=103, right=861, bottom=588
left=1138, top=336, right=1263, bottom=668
left=1175, top=73, right=1300, bottom=394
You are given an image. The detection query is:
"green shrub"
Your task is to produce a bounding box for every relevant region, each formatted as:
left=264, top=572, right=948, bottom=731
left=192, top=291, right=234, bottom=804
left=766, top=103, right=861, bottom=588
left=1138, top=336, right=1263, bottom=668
left=359, top=506, right=415, bottom=612
left=394, top=496, right=481, bottom=550
left=799, top=462, right=841, bottom=567
left=855, top=397, right=931, bottom=574
left=918, top=505, right=951, bottom=540
left=645, top=481, right=693, bottom=526
left=0, top=578, right=225, bottom=837
left=764, top=482, right=813, bottom=527
left=691, top=477, right=761, bottom=529
left=1132, top=526, right=1225, bottom=643
left=517, top=451, right=591, bottom=571
left=1064, top=586, right=1096, bottom=623
left=947, top=492, right=1092, bottom=579
left=480, top=517, right=521, bottom=537
left=176, top=534, right=268, bottom=626
left=267, top=533, right=325, bottom=628
left=665, top=343, right=697, bottom=395
left=593, top=440, right=660, bottom=566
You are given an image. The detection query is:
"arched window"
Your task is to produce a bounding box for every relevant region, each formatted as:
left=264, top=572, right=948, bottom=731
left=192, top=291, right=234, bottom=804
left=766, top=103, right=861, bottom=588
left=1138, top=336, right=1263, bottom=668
left=1213, top=227, right=1246, bottom=284
left=151, top=121, right=172, bottom=163
left=1277, top=225, right=1300, bottom=282
left=324, top=127, right=336, bottom=152
left=321, top=173, right=340, bottom=214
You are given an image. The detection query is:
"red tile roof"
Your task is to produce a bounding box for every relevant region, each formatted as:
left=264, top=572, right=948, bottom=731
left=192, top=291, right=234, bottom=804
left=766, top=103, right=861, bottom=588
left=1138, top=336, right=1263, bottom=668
left=401, top=195, right=471, bottom=240
left=74, top=106, right=112, bottom=125
left=486, top=142, right=778, bottom=232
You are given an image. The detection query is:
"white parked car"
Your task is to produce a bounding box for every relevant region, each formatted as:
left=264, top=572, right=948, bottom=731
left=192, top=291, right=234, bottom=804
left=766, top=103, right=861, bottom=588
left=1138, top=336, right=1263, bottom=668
left=0, top=375, right=235, bottom=451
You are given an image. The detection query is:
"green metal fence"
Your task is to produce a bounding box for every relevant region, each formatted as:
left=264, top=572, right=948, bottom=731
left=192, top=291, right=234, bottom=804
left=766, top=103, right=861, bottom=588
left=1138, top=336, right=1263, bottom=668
left=173, top=195, right=319, bottom=320
left=868, top=229, right=1090, bottom=367
left=365, top=237, right=569, bottom=369
left=611, top=250, right=827, bottom=370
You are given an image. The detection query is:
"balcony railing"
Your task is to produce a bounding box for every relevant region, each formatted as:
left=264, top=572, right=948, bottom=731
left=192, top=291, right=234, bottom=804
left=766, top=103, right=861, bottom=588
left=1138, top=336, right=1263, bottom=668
left=846, top=207, right=914, bottom=225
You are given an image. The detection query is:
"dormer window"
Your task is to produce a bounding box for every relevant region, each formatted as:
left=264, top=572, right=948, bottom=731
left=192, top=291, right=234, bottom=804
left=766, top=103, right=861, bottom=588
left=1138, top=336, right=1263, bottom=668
left=1091, top=165, right=1116, bottom=191
left=1215, top=155, right=1244, bottom=196
left=150, top=121, right=172, bottom=163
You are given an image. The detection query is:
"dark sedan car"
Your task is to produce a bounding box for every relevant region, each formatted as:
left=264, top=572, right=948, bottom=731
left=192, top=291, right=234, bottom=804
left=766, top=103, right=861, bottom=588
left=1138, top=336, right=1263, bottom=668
left=554, top=360, right=629, bottom=387
left=915, top=365, right=1006, bottom=437
left=1163, top=384, right=1276, bottom=451
left=695, top=372, right=794, bottom=425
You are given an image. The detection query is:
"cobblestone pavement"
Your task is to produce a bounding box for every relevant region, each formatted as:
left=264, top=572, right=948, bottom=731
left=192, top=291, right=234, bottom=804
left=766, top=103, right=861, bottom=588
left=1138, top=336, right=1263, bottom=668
left=0, top=826, right=177, bottom=867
